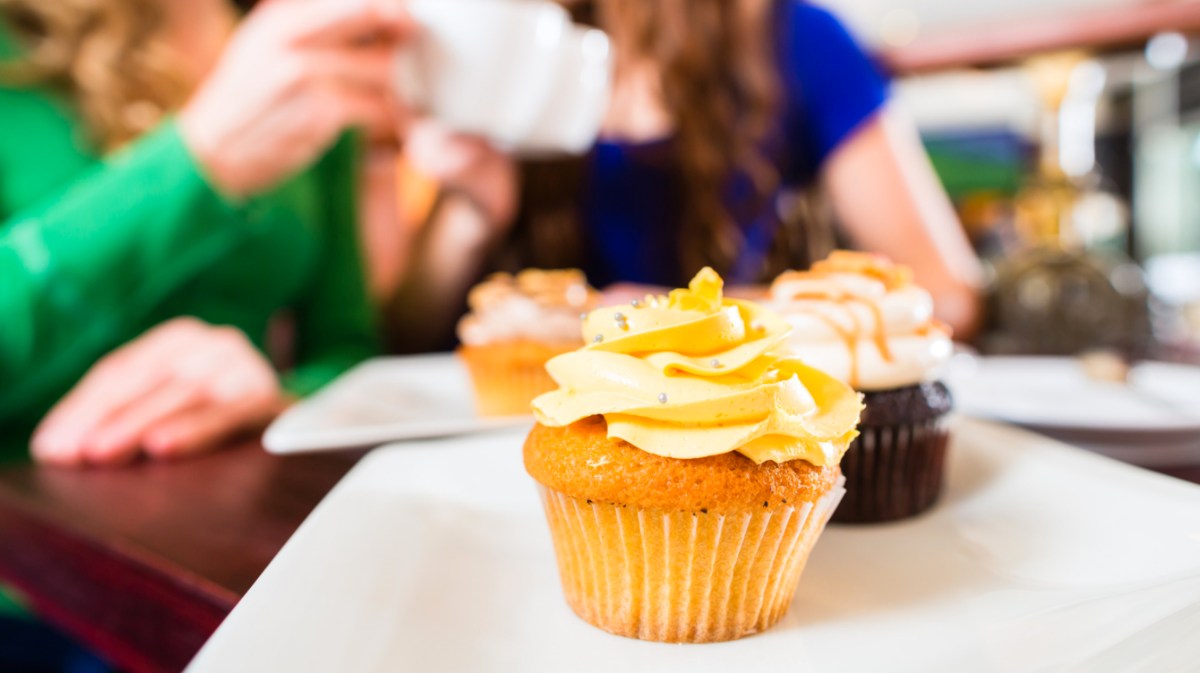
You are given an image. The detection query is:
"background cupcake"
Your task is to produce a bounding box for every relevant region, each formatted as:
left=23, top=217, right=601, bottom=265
left=526, top=269, right=862, bottom=642
left=457, top=269, right=597, bottom=416
left=768, top=251, right=954, bottom=523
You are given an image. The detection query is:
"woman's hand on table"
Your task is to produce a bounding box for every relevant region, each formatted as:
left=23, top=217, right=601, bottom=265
left=31, top=318, right=290, bottom=467
left=180, top=0, right=412, bottom=198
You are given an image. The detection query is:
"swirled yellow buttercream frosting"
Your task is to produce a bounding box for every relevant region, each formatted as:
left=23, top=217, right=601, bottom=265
left=531, top=268, right=863, bottom=465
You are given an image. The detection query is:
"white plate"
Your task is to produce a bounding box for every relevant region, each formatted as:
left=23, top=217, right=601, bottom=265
left=263, top=354, right=531, bottom=454
left=946, top=356, right=1200, bottom=443
left=189, top=419, right=1200, bottom=673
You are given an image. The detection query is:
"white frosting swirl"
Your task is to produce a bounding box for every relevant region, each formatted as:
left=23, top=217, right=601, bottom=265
left=766, top=254, right=953, bottom=391
left=458, top=269, right=597, bottom=346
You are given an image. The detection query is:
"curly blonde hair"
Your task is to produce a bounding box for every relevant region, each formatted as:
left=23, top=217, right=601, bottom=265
left=0, top=0, right=187, bottom=150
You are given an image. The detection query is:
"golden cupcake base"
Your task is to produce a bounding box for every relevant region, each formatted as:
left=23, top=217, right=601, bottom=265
left=536, top=478, right=845, bottom=643
left=457, top=341, right=575, bottom=417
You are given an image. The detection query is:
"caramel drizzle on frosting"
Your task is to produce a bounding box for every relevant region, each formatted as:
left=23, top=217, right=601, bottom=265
left=468, top=269, right=597, bottom=312
left=779, top=291, right=895, bottom=389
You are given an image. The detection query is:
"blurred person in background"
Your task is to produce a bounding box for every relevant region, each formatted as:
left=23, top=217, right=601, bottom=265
left=390, top=0, right=984, bottom=352
left=0, top=0, right=411, bottom=469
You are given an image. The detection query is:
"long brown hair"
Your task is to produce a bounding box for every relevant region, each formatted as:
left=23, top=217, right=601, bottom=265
left=509, top=0, right=784, bottom=280
left=0, top=0, right=186, bottom=150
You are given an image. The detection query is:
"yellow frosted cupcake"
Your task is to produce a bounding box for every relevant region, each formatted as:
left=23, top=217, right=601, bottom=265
left=457, top=269, right=598, bottom=416
left=525, top=268, right=862, bottom=642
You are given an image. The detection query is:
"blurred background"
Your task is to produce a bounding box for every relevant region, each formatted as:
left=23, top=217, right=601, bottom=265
left=818, top=0, right=1200, bottom=361
left=2, top=3, right=1199, bottom=671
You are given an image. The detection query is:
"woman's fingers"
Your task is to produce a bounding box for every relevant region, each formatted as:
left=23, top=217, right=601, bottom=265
left=291, top=45, right=395, bottom=94
left=31, top=318, right=286, bottom=468
left=30, top=320, right=208, bottom=463
left=31, top=367, right=165, bottom=465
left=180, top=0, right=408, bottom=196
left=311, top=80, right=395, bottom=138
left=404, top=122, right=492, bottom=182
left=286, top=0, right=411, bottom=47
left=81, top=382, right=207, bottom=466
left=402, top=118, right=517, bottom=229
left=143, top=394, right=285, bottom=460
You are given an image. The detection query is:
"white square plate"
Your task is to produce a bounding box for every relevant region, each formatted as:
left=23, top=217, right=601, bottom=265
left=946, top=356, right=1200, bottom=436
left=191, top=419, right=1200, bottom=673
left=263, top=354, right=531, bottom=454
left=946, top=356, right=1200, bottom=465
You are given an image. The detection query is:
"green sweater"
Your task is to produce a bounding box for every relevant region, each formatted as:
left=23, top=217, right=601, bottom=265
left=0, top=32, right=379, bottom=461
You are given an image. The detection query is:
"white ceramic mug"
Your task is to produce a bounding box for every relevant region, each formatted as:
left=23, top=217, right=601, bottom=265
left=395, top=0, right=612, bottom=155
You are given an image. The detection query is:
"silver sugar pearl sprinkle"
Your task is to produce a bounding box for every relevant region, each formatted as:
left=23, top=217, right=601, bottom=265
left=657, top=392, right=668, bottom=404
left=613, top=312, right=625, bottom=321
left=631, top=299, right=641, bottom=308
left=593, top=334, right=604, bottom=343
left=710, top=359, right=723, bottom=368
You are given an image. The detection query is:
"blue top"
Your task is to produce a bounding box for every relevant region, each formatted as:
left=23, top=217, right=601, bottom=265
left=580, top=2, right=890, bottom=286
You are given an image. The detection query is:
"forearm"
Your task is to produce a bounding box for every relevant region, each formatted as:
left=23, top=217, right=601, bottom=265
left=386, top=119, right=519, bottom=351
left=389, top=194, right=499, bottom=352
left=0, top=121, right=246, bottom=414
left=826, top=108, right=984, bottom=340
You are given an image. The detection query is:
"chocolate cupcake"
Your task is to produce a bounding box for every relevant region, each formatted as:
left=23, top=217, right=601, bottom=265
left=768, top=251, right=954, bottom=523
left=840, top=381, right=953, bottom=522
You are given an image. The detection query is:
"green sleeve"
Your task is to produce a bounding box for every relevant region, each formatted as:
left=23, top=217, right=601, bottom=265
left=0, top=584, right=28, bottom=619
left=282, top=135, right=380, bottom=397
left=0, top=120, right=250, bottom=420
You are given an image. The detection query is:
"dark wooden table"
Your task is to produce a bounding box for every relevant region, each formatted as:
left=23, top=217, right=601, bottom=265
left=0, top=442, right=360, bottom=673
left=0, top=439, right=1196, bottom=673
left=1161, top=464, right=1200, bottom=484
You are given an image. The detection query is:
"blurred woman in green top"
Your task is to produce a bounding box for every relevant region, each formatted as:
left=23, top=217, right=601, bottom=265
left=0, top=0, right=407, bottom=465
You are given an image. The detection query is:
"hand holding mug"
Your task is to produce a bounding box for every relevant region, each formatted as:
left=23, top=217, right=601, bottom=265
left=403, top=119, right=517, bottom=232
left=395, top=0, right=611, bottom=155
left=180, top=0, right=412, bottom=197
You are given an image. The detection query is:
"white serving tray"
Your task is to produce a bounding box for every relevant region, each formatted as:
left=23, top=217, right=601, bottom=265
left=189, top=418, right=1200, bottom=673
left=264, top=354, right=531, bottom=454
